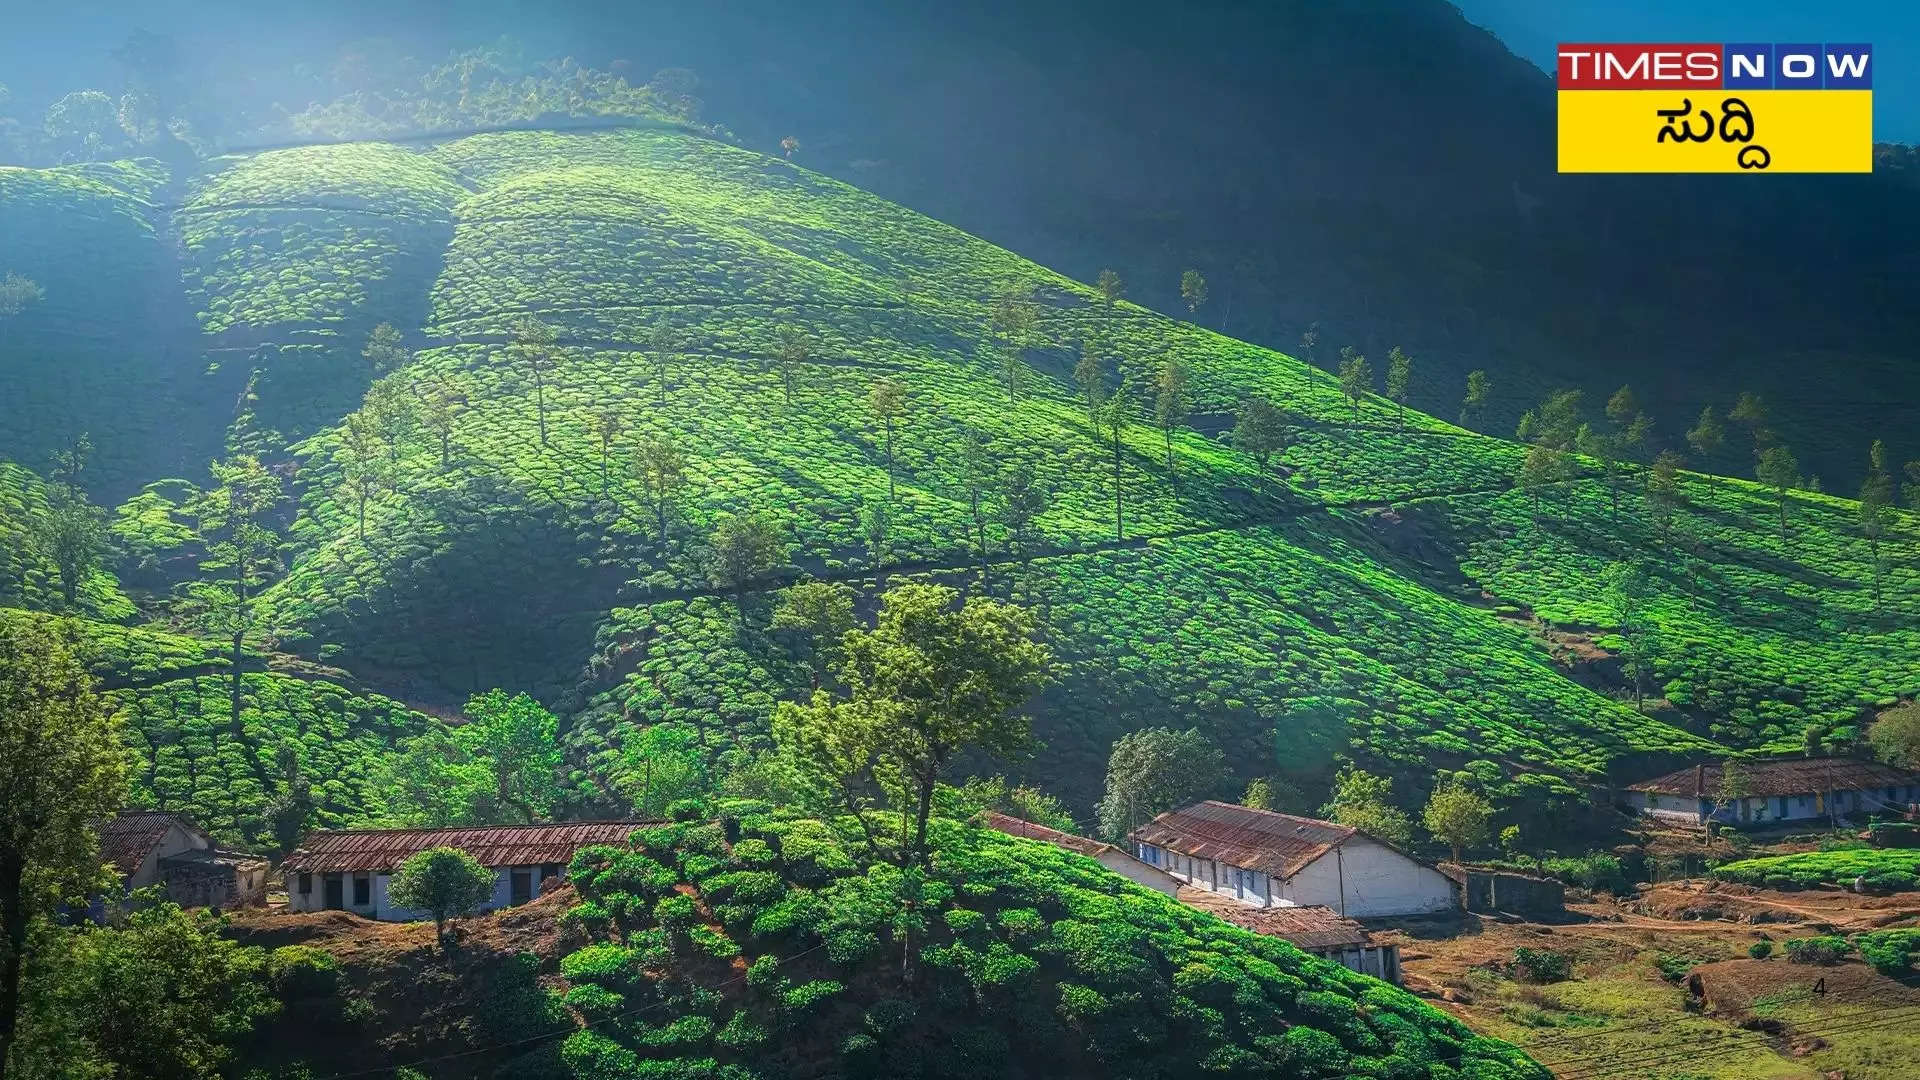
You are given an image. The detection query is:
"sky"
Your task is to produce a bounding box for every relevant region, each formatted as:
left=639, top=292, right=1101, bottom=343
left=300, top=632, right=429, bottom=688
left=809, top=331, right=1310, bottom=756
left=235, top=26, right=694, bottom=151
left=1454, top=0, right=1920, bottom=142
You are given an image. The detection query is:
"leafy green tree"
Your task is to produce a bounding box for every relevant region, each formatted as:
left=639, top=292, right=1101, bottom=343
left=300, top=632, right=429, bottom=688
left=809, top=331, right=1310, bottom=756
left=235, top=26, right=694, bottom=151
left=773, top=327, right=809, bottom=405
left=1095, top=268, right=1124, bottom=309
left=1, top=619, right=125, bottom=1079
left=1321, top=765, right=1414, bottom=849
left=1905, top=460, right=1920, bottom=511
left=1179, top=269, right=1208, bottom=317
left=1515, top=390, right=1583, bottom=520
left=1729, top=392, right=1771, bottom=458
left=1336, top=347, right=1372, bottom=418
left=1423, top=781, right=1494, bottom=863
left=1460, top=369, right=1490, bottom=430
left=1756, top=444, right=1801, bottom=540
left=1646, top=450, right=1684, bottom=547
left=1074, top=337, right=1108, bottom=433
left=1860, top=440, right=1894, bottom=612
left=365, top=380, right=419, bottom=467
left=388, top=847, right=496, bottom=944
left=860, top=498, right=890, bottom=589
left=14, top=900, right=278, bottom=1079
left=337, top=436, right=391, bottom=545
left=1153, top=359, right=1190, bottom=475
left=958, top=428, right=995, bottom=566
left=989, top=287, right=1037, bottom=403
left=1686, top=405, right=1726, bottom=473
left=183, top=455, right=283, bottom=737
left=1232, top=395, right=1288, bottom=482
left=774, top=584, right=1053, bottom=863
left=1866, top=702, right=1920, bottom=770
left=417, top=382, right=463, bottom=470
left=42, top=90, right=122, bottom=160
left=386, top=691, right=564, bottom=826
left=613, top=721, right=708, bottom=818
left=1384, top=346, right=1413, bottom=429
left=708, top=511, right=784, bottom=616
left=648, top=315, right=683, bottom=409
left=868, top=378, right=908, bottom=501
left=28, top=493, right=105, bottom=611
left=47, top=433, right=89, bottom=499
left=999, top=464, right=1047, bottom=561
left=512, top=316, right=559, bottom=446
left=1602, top=561, right=1658, bottom=712
left=0, top=274, right=44, bottom=320
left=1099, top=384, right=1133, bottom=541
left=634, top=434, right=689, bottom=540
left=771, top=581, right=857, bottom=687
left=1516, top=444, right=1565, bottom=520
left=1241, top=778, right=1275, bottom=811
left=589, top=407, right=624, bottom=497
left=1299, top=321, right=1320, bottom=363
left=1094, top=727, right=1224, bottom=841
left=362, top=321, right=409, bottom=376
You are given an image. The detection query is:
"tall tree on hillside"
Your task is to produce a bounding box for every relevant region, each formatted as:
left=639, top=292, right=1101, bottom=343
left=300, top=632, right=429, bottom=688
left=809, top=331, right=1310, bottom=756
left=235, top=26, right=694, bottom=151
left=1153, top=358, right=1190, bottom=476
left=773, top=326, right=809, bottom=405
left=990, top=286, right=1037, bottom=404
left=389, top=847, right=495, bottom=947
left=1423, top=780, right=1494, bottom=863
left=1517, top=444, right=1566, bottom=521
left=1905, top=460, right=1920, bottom=511
left=868, top=378, right=908, bottom=501
left=364, top=379, right=417, bottom=469
left=708, top=511, right=784, bottom=617
left=513, top=316, right=558, bottom=446
left=1605, top=385, right=1652, bottom=459
left=775, top=584, right=1053, bottom=863
left=384, top=691, right=565, bottom=825
left=1233, top=395, right=1289, bottom=489
left=1336, top=346, right=1372, bottom=418
left=634, top=434, right=689, bottom=540
left=589, top=407, right=624, bottom=497
left=362, top=322, right=409, bottom=377
left=1179, top=269, right=1208, bottom=318
left=1729, top=392, right=1771, bottom=459
left=1756, top=444, right=1800, bottom=541
left=1685, top=405, right=1726, bottom=481
left=185, top=456, right=283, bottom=738
left=47, top=433, right=90, bottom=500
left=1514, top=389, right=1584, bottom=520
left=1460, top=369, right=1490, bottom=430
left=1602, top=561, right=1657, bottom=712
left=1646, top=450, right=1684, bottom=548
left=779, top=134, right=800, bottom=158
left=648, top=315, right=683, bottom=408
left=999, top=463, right=1048, bottom=563
left=1095, top=268, right=1124, bottom=311
left=1860, top=439, right=1895, bottom=612
left=1100, top=384, right=1133, bottom=541
left=1075, top=336, right=1109, bottom=434
left=958, top=428, right=995, bottom=569
left=1384, top=346, right=1413, bottom=429
left=337, top=436, right=391, bottom=545
left=417, top=382, right=464, bottom=471
left=861, top=498, right=891, bottom=589
left=0, top=620, right=125, bottom=1080
left=1094, top=726, right=1224, bottom=841
left=29, top=492, right=105, bottom=612
left=1299, top=321, right=1320, bottom=364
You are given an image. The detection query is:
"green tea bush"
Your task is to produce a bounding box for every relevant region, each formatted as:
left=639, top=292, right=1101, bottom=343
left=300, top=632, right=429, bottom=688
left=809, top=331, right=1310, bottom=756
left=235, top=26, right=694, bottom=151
left=1712, top=849, right=1920, bottom=892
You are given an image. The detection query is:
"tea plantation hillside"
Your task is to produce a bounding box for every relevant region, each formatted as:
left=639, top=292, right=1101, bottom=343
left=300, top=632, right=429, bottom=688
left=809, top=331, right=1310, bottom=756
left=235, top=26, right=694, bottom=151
left=1, top=127, right=1916, bottom=819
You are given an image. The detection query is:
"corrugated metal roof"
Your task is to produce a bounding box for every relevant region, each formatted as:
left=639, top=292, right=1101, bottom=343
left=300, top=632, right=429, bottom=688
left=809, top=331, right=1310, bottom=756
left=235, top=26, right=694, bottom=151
left=1627, top=758, right=1920, bottom=799
left=1179, top=887, right=1370, bottom=949
left=1127, top=801, right=1357, bottom=879
left=98, top=811, right=202, bottom=876
left=280, top=821, right=655, bottom=873
left=981, top=811, right=1113, bottom=857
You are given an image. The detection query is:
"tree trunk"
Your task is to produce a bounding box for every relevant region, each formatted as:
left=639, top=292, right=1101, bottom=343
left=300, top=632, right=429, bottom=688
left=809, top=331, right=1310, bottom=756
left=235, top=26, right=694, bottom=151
left=884, top=422, right=896, bottom=501
left=1112, top=433, right=1123, bottom=540
left=912, top=776, right=935, bottom=865
left=231, top=630, right=245, bottom=735
left=656, top=498, right=668, bottom=540
left=0, top=851, right=25, bottom=1080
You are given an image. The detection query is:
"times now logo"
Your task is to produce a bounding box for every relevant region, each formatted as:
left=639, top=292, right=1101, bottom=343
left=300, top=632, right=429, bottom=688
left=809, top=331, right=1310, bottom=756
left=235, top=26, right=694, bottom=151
left=1557, top=44, right=1873, bottom=89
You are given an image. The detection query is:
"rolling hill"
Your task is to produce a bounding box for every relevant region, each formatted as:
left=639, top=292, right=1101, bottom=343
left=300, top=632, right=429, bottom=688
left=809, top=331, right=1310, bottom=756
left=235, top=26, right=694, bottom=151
left=1, top=123, right=1916, bottom=838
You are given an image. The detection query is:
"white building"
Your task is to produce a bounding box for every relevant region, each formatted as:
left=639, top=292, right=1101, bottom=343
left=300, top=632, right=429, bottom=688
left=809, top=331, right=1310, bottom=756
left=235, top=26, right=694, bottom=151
left=982, top=811, right=1182, bottom=896
left=1128, top=801, right=1456, bottom=918
left=281, top=821, right=651, bottom=921
left=1625, top=758, right=1920, bottom=827
left=1178, top=886, right=1402, bottom=983
left=98, top=810, right=268, bottom=909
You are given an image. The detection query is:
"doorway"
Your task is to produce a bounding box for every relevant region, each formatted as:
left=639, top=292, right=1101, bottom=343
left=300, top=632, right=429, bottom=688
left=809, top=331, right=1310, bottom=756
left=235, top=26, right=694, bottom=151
left=323, top=874, right=344, bottom=910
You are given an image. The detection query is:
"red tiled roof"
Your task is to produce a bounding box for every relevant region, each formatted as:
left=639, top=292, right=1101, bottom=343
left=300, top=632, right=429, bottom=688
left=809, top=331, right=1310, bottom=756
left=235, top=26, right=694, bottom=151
left=280, top=821, right=655, bottom=874
left=1627, top=758, right=1920, bottom=799
left=981, top=811, right=1113, bottom=858
left=1127, top=801, right=1357, bottom=879
left=1178, top=887, right=1370, bottom=949
left=98, top=811, right=201, bottom=876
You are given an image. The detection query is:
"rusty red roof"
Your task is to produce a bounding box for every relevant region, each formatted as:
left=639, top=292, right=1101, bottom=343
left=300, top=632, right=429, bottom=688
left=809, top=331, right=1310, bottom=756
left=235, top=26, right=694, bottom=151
left=1178, top=887, right=1370, bottom=949
left=1127, top=801, right=1358, bottom=879
left=1628, top=758, right=1920, bottom=799
left=981, top=811, right=1114, bottom=858
left=280, top=821, right=655, bottom=874
left=98, top=811, right=204, bottom=876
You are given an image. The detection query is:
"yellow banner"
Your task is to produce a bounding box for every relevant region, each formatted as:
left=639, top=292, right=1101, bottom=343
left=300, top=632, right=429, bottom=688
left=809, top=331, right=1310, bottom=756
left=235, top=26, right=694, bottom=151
left=1558, top=90, right=1872, bottom=173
